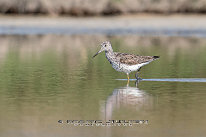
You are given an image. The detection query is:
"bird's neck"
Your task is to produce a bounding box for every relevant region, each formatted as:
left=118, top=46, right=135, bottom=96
left=105, top=50, right=114, bottom=62
left=105, top=50, right=114, bottom=56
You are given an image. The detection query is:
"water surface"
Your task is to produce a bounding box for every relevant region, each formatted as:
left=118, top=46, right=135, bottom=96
left=0, top=35, right=206, bottom=137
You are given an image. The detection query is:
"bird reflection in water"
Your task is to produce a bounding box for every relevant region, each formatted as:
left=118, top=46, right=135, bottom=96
left=101, top=81, right=153, bottom=121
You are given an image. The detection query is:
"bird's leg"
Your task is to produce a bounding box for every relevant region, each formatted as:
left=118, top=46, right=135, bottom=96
left=127, top=73, right=130, bottom=85
left=135, top=69, right=142, bottom=80
left=135, top=72, right=138, bottom=79
left=135, top=69, right=142, bottom=86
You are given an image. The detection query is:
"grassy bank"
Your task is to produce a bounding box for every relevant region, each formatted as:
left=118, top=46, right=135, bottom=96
left=0, top=0, right=206, bottom=16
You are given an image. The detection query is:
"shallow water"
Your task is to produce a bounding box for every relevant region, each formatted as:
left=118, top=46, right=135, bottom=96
left=0, top=35, right=206, bottom=137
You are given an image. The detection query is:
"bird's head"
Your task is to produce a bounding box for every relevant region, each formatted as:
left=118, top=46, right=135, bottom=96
left=93, top=41, right=113, bottom=58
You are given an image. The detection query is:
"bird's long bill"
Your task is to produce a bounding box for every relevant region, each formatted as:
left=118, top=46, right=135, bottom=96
left=93, top=51, right=99, bottom=58
left=92, top=52, right=98, bottom=58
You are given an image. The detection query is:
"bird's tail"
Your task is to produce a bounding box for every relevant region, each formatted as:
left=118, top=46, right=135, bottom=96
left=153, top=56, right=160, bottom=59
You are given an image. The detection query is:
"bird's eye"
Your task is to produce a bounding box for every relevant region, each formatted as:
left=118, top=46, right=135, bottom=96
left=105, top=45, right=107, bottom=47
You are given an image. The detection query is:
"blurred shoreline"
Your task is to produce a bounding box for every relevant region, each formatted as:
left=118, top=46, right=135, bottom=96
left=1, top=0, right=206, bottom=16
left=1, top=14, right=206, bottom=37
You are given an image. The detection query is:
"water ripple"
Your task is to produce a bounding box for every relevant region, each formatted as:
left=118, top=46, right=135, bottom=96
left=116, top=78, right=206, bottom=82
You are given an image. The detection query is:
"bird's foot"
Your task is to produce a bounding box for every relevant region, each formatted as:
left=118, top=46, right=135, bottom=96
left=135, top=78, right=142, bottom=87
left=136, top=77, right=142, bottom=80
left=135, top=72, right=142, bottom=80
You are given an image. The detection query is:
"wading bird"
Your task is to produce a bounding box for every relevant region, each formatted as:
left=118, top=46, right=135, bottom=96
left=93, top=41, right=159, bottom=83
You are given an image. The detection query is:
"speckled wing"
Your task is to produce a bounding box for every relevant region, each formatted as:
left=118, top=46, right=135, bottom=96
left=115, top=52, right=158, bottom=66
